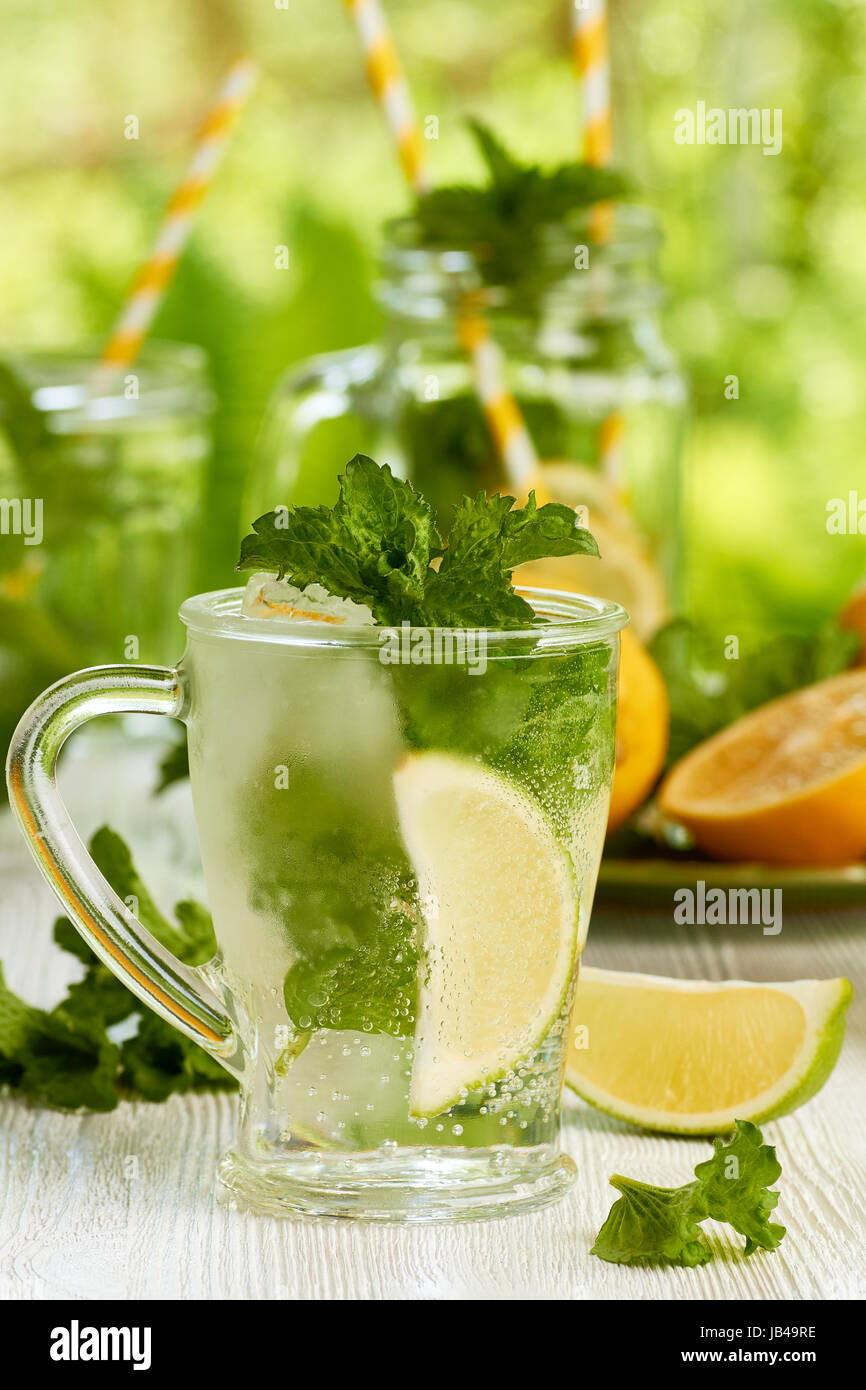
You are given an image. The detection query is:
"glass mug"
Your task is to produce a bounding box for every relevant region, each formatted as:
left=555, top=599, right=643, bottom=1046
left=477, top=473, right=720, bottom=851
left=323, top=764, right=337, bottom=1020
left=7, top=585, right=626, bottom=1222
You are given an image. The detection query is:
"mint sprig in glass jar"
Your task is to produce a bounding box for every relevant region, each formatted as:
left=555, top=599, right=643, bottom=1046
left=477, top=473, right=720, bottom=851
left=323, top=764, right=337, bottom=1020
left=250, top=204, right=686, bottom=636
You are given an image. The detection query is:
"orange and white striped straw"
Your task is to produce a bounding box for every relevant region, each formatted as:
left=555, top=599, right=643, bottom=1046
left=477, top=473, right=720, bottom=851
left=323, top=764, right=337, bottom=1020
left=571, top=1, right=625, bottom=494
left=456, top=302, right=540, bottom=492
left=571, top=0, right=612, bottom=167
left=96, top=57, right=259, bottom=381
left=344, top=0, right=544, bottom=496
left=343, top=0, right=430, bottom=195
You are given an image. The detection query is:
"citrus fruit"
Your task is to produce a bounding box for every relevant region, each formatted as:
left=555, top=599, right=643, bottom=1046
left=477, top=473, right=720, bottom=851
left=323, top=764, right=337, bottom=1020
left=608, top=629, right=669, bottom=833
left=658, top=670, right=866, bottom=864
left=517, top=513, right=668, bottom=641
left=566, top=966, right=852, bottom=1134
left=393, top=751, right=577, bottom=1118
left=840, top=580, right=866, bottom=666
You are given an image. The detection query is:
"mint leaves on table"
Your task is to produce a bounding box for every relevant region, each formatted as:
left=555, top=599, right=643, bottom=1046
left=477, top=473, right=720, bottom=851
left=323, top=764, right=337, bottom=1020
left=592, top=1175, right=713, bottom=1269
left=693, top=1121, right=786, bottom=1256
left=591, top=1121, right=786, bottom=1268
left=237, top=453, right=598, bottom=628
left=0, top=827, right=236, bottom=1112
left=413, top=119, right=629, bottom=289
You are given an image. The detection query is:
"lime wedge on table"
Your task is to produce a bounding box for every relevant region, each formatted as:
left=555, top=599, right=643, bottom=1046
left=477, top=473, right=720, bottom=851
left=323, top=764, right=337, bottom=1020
left=567, top=967, right=852, bottom=1134
left=393, top=752, right=578, bottom=1118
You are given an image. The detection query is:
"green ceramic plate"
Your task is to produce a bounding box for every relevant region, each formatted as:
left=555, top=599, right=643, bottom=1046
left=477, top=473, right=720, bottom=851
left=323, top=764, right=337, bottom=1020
left=596, top=858, right=866, bottom=908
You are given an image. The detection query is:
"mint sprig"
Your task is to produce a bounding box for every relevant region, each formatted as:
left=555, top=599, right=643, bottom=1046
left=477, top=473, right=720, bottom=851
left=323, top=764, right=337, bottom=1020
left=0, top=827, right=237, bottom=1111
left=591, top=1176, right=712, bottom=1268
left=591, top=1121, right=786, bottom=1268
left=413, top=120, right=629, bottom=289
left=694, top=1119, right=786, bottom=1255
left=237, top=454, right=598, bottom=628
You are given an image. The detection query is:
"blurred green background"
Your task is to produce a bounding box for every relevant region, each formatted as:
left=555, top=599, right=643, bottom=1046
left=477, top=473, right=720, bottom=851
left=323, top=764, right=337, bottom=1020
left=1, top=0, right=864, bottom=634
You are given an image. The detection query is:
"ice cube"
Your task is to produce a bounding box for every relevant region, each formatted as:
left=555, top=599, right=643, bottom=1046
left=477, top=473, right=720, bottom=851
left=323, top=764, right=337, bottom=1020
left=241, top=572, right=376, bottom=627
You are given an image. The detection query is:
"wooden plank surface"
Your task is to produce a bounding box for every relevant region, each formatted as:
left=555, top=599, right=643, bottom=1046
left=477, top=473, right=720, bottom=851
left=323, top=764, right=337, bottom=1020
left=0, top=742, right=864, bottom=1300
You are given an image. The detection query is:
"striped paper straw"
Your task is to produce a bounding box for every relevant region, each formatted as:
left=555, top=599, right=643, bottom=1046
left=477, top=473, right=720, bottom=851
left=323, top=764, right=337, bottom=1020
left=571, top=1, right=625, bottom=493
left=344, top=0, right=547, bottom=497
left=457, top=300, right=540, bottom=492
left=571, top=0, right=612, bottom=167
left=96, top=57, right=259, bottom=380
left=343, top=0, right=430, bottom=195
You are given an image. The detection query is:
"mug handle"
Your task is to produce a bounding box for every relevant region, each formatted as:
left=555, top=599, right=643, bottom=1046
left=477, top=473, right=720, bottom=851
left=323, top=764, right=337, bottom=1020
left=6, top=664, right=242, bottom=1076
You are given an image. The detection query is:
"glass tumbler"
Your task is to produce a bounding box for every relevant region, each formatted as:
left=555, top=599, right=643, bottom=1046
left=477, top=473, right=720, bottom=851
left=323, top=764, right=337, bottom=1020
left=0, top=341, right=214, bottom=755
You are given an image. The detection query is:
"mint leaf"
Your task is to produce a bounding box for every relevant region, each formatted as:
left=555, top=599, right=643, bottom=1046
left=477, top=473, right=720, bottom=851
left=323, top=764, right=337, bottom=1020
left=0, top=963, right=120, bottom=1112
left=2, top=828, right=232, bottom=1110
left=155, top=733, right=189, bottom=792
left=467, top=118, right=524, bottom=187
left=591, top=1176, right=711, bottom=1268
left=120, top=1011, right=235, bottom=1101
left=237, top=460, right=599, bottom=630
left=283, top=905, right=417, bottom=1038
left=591, top=1121, right=786, bottom=1268
left=499, top=491, right=600, bottom=568
left=0, top=962, right=41, bottom=1061
left=693, top=1120, right=786, bottom=1255
left=423, top=490, right=596, bottom=628
left=414, top=120, right=629, bottom=290
left=89, top=825, right=191, bottom=960
left=19, top=1008, right=120, bottom=1113
left=238, top=455, right=442, bottom=625
left=422, top=493, right=530, bottom=628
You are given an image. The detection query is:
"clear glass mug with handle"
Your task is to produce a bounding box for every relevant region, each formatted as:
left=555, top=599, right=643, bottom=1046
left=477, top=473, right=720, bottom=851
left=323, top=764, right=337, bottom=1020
left=7, top=584, right=626, bottom=1223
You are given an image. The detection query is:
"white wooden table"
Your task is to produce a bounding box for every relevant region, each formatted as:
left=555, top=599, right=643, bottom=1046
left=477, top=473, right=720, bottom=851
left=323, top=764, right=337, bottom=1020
left=1, top=742, right=864, bottom=1301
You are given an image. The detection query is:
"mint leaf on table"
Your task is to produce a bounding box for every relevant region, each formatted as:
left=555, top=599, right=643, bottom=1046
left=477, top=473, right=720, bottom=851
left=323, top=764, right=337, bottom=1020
left=591, top=1176, right=711, bottom=1268
left=237, top=456, right=597, bottom=630
left=87, top=825, right=194, bottom=962
left=693, top=1120, right=786, bottom=1255
left=1, top=828, right=235, bottom=1111
left=0, top=962, right=120, bottom=1112
left=591, top=1121, right=786, bottom=1269
left=0, top=961, right=41, bottom=1064
left=155, top=733, right=190, bottom=793
left=120, top=1010, right=235, bottom=1102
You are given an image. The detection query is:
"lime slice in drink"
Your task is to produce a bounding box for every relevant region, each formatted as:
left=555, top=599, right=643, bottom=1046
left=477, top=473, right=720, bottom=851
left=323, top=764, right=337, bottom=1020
left=393, top=752, right=578, bottom=1118
left=566, top=967, right=852, bottom=1134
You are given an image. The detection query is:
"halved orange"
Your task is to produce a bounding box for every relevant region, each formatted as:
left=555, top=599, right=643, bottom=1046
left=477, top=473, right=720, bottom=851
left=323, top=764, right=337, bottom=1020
left=659, top=669, right=866, bottom=865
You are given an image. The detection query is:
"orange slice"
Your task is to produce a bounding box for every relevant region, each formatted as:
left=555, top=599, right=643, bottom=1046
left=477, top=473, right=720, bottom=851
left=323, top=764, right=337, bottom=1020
left=608, top=630, right=669, bottom=833
left=659, top=669, right=866, bottom=864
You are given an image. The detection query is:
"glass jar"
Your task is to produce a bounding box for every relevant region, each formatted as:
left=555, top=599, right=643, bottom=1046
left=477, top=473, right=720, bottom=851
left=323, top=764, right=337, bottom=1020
left=0, top=340, right=214, bottom=753
left=249, top=206, right=687, bottom=630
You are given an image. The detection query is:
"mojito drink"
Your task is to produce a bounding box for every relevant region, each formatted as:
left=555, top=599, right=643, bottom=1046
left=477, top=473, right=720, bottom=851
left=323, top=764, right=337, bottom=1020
left=180, top=455, right=625, bottom=1218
